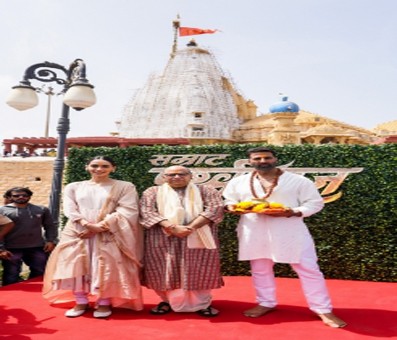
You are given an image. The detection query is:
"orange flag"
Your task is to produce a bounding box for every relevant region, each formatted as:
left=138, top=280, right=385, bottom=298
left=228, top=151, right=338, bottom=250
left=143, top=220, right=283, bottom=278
left=179, top=27, right=218, bottom=36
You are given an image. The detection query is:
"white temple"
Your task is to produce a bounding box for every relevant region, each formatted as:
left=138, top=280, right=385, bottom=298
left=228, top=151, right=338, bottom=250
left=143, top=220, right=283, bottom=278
left=117, top=39, right=256, bottom=144
left=116, top=19, right=395, bottom=146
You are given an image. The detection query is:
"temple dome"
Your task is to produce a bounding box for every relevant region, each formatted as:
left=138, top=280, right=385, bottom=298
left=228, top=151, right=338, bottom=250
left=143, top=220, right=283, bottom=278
left=373, top=120, right=397, bottom=135
left=269, top=96, right=299, bottom=113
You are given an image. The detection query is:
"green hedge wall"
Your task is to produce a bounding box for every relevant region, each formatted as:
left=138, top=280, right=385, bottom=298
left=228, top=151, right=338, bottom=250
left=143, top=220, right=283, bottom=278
left=65, top=143, right=397, bottom=282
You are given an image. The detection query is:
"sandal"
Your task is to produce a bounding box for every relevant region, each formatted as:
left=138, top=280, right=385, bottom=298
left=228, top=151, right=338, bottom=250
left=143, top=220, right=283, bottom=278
left=196, top=305, right=219, bottom=317
left=150, top=301, right=172, bottom=315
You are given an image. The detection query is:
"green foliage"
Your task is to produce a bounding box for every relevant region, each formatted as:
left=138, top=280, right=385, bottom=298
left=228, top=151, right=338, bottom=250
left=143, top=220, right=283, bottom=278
left=65, top=143, right=397, bottom=282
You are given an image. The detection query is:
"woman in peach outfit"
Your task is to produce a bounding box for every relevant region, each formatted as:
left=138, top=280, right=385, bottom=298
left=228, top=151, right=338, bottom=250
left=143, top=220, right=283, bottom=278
left=43, top=156, right=143, bottom=318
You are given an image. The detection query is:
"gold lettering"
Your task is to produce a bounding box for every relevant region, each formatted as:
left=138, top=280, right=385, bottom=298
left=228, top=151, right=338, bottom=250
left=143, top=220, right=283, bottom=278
left=150, top=154, right=231, bottom=166
left=149, top=155, right=174, bottom=166
left=148, top=155, right=364, bottom=204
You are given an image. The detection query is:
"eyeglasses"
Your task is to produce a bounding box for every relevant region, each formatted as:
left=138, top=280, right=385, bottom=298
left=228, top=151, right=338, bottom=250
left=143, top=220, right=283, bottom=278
left=164, top=173, right=191, bottom=177
left=11, top=194, right=30, bottom=198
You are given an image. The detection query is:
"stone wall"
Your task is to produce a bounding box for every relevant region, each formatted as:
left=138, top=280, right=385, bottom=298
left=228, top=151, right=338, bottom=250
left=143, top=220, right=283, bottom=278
left=0, top=157, right=54, bottom=206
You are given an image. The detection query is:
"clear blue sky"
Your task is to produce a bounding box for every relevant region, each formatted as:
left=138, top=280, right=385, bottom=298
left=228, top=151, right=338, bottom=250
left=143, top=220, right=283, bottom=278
left=1, top=0, right=396, bottom=139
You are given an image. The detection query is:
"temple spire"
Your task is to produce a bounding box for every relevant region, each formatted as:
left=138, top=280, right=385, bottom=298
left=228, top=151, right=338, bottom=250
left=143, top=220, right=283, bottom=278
left=171, top=14, right=180, bottom=58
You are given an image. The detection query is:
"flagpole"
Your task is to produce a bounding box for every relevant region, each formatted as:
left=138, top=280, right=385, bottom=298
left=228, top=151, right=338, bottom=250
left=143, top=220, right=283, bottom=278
left=171, top=15, right=180, bottom=58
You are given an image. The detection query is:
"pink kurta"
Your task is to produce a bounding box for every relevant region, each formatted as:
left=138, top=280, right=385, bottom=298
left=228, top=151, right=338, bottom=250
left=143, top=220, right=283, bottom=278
left=43, top=179, right=143, bottom=310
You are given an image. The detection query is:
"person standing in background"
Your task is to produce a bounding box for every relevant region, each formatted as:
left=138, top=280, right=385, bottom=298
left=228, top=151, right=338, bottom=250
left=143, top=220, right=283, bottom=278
left=0, top=214, right=15, bottom=262
left=0, top=187, right=57, bottom=285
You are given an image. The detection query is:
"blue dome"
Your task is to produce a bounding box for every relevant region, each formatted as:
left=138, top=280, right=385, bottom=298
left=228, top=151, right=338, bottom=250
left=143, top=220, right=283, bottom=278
left=269, top=96, right=299, bottom=113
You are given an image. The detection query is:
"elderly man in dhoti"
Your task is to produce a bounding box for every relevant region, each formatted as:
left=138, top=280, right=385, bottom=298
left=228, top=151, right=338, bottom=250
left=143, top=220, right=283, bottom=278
left=139, top=165, right=224, bottom=317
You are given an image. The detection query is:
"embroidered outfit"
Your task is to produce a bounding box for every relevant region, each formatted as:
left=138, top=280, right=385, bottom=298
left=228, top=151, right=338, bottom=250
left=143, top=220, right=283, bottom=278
left=223, top=171, right=334, bottom=314
left=140, top=183, right=224, bottom=312
left=43, top=179, right=143, bottom=310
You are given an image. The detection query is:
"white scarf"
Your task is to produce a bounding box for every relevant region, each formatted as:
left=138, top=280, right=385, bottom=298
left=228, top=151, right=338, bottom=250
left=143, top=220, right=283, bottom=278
left=156, top=183, right=216, bottom=249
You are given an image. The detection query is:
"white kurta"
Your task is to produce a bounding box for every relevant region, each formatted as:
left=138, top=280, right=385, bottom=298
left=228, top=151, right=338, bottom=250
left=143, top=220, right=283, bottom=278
left=223, top=171, right=324, bottom=263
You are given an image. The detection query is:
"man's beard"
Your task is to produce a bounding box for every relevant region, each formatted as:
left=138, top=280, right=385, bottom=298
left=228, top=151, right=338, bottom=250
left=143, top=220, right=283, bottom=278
left=11, top=198, right=30, bottom=204
left=253, top=163, right=276, bottom=171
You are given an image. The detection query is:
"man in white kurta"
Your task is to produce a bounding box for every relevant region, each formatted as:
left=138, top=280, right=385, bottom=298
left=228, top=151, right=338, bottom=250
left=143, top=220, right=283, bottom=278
left=223, top=146, right=346, bottom=328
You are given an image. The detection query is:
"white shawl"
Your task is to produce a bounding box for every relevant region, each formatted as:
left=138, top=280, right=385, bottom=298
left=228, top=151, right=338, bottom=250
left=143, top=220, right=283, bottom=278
left=156, top=183, right=216, bottom=249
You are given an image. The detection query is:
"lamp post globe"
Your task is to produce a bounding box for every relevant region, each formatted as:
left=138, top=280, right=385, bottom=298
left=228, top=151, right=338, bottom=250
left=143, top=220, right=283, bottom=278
left=6, top=83, right=39, bottom=111
left=63, top=83, right=96, bottom=110
left=6, top=59, right=95, bottom=228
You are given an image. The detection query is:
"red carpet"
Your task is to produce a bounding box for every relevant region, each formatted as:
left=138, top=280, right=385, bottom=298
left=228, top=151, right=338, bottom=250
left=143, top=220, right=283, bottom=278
left=0, top=276, right=396, bottom=339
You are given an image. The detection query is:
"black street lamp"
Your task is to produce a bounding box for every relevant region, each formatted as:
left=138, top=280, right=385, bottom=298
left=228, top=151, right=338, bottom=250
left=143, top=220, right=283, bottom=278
left=6, top=59, right=96, bottom=228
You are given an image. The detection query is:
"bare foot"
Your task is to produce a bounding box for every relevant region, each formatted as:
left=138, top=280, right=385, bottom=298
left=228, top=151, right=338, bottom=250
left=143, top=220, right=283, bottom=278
left=318, top=312, right=347, bottom=328
left=243, top=305, right=276, bottom=318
